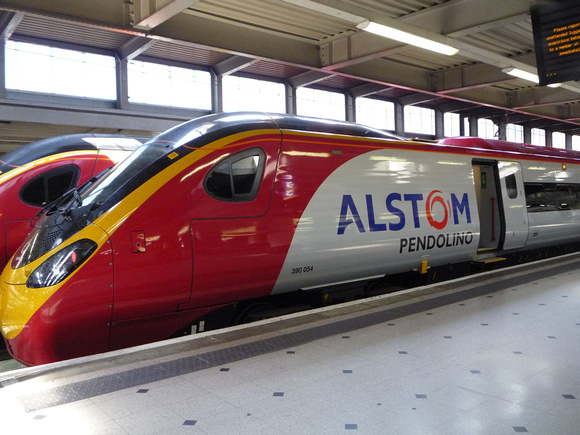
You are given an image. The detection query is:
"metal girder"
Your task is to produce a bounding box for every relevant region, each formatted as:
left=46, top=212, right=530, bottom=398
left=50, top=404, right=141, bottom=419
left=117, top=36, right=157, bottom=61
left=398, top=93, right=440, bottom=107
left=503, top=113, right=541, bottom=125
left=212, top=56, right=256, bottom=76
left=0, top=95, right=199, bottom=132
left=0, top=0, right=130, bottom=28
left=131, top=0, right=202, bottom=30
left=337, top=58, right=432, bottom=92
left=447, top=12, right=531, bottom=38
left=347, top=82, right=386, bottom=99
left=400, top=0, right=530, bottom=35
left=507, top=87, right=580, bottom=110
left=287, top=70, right=330, bottom=88
left=527, top=117, right=564, bottom=130
left=561, top=105, right=580, bottom=121
left=433, top=64, right=514, bottom=94
left=437, top=101, right=476, bottom=113
left=152, top=13, right=320, bottom=68
left=320, top=34, right=411, bottom=71
left=0, top=11, right=22, bottom=40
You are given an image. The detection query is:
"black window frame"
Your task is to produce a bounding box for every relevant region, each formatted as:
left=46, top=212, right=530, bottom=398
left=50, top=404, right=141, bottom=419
left=505, top=173, right=518, bottom=199
left=204, top=147, right=266, bottom=202
left=19, top=164, right=81, bottom=207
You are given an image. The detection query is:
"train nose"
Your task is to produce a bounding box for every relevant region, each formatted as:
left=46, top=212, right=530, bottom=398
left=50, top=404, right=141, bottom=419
left=0, top=230, right=115, bottom=365
left=1, top=264, right=31, bottom=285
left=0, top=279, right=29, bottom=341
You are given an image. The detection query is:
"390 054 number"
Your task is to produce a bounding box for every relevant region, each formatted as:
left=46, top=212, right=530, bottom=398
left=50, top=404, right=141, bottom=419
left=291, top=265, right=314, bottom=274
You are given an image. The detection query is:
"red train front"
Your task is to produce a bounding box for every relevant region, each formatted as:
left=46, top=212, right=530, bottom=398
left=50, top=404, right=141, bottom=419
left=0, top=113, right=404, bottom=365
left=0, top=134, right=146, bottom=270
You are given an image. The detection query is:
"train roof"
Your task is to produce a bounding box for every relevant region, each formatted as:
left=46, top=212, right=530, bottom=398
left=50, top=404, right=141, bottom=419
left=270, top=113, right=403, bottom=141
left=156, top=112, right=404, bottom=148
left=438, top=137, right=580, bottom=161
left=164, top=113, right=580, bottom=164
left=0, top=134, right=148, bottom=175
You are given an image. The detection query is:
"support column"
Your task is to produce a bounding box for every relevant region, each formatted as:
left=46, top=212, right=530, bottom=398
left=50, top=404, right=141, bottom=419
left=210, top=70, right=222, bottom=113
left=394, top=101, right=405, bottom=137
left=284, top=82, right=296, bottom=115
left=565, top=132, right=572, bottom=150
left=115, top=57, right=129, bottom=110
left=435, top=109, right=444, bottom=139
left=496, top=118, right=506, bottom=141
left=523, top=125, right=532, bottom=144
left=345, top=93, right=355, bottom=123
left=469, top=116, right=478, bottom=137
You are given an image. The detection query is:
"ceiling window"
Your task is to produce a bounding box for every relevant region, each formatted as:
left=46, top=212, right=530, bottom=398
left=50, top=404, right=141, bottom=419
left=128, top=60, right=211, bottom=109
left=506, top=124, right=524, bottom=143
left=5, top=41, right=116, bottom=100
left=356, top=98, right=395, bottom=131
left=531, top=128, right=546, bottom=146
left=296, top=87, right=345, bottom=121
left=223, top=76, right=285, bottom=113
left=477, top=118, right=496, bottom=139
left=573, top=136, right=580, bottom=151
left=552, top=132, right=566, bottom=149
left=444, top=112, right=460, bottom=137
left=404, top=106, right=435, bottom=135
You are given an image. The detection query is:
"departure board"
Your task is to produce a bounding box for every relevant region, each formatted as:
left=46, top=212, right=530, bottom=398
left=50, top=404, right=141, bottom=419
left=531, top=0, right=580, bottom=86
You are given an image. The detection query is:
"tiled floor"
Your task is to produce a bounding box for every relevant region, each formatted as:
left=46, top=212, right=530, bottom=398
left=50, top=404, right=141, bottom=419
left=1, top=255, right=580, bottom=434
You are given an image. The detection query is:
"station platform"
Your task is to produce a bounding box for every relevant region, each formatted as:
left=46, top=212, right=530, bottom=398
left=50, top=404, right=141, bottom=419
left=1, top=254, right=580, bottom=434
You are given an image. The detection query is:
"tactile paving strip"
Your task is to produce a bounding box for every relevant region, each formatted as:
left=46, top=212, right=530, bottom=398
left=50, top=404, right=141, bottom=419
left=18, top=260, right=578, bottom=412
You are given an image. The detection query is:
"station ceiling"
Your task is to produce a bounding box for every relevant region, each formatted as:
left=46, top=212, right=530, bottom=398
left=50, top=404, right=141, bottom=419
left=0, top=0, right=579, bottom=148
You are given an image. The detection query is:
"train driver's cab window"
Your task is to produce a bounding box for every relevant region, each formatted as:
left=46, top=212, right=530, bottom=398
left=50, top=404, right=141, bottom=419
left=205, top=148, right=265, bottom=202
left=20, top=165, right=80, bottom=207
left=505, top=173, right=518, bottom=199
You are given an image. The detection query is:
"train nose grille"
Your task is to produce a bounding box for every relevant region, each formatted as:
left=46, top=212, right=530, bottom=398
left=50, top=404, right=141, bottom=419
left=40, top=229, right=61, bottom=252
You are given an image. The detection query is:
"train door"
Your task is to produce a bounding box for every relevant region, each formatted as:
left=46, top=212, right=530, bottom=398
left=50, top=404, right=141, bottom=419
left=497, top=161, right=528, bottom=250
left=472, top=160, right=528, bottom=252
left=187, top=139, right=281, bottom=310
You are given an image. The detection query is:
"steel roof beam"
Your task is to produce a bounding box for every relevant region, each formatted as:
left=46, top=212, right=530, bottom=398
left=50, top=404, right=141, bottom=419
left=132, top=0, right=202, bottom=30
left=507, top=87, right=580, bottom=110
left=117, top=36, right=157, bottom=61
left=287, top=70, right=330, bottom=88
left=347, top=82, right=386, bottom=99
left=0, top=11, right=22, bottom=40
left=398, top=93, right=440, bottom=107
left=212, top=55, right=257, bottom=76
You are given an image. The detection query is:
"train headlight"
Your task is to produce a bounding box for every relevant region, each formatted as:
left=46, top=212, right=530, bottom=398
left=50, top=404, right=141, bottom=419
left=26, top=239, right=98, bottom=289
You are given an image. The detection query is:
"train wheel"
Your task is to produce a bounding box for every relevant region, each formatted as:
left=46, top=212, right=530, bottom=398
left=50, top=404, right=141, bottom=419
left=234, top=302, right=277, bottom=325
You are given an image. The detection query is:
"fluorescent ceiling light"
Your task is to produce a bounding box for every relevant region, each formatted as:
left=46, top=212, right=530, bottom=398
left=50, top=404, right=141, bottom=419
left=502, top=67, right=562, bottom=87
left=357, top=20, right=458, bottom=56
left=502, top=67, right=539, bottom=83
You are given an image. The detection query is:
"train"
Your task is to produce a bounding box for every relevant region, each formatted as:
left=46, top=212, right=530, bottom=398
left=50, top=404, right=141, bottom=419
left=0, top=134, right=147, bottom=271
left=2, top=112, right=580, bottom=366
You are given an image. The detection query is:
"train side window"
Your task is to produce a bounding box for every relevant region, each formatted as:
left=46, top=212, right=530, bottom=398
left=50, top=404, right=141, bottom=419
left=47, top=170, right=76, bottom=201
left=20, top=177, right=45, bottom=206
left=20, top=165, right=80, bottom=207
left=505, top=173, right=518, bottom=199
left=525, top=182, right=580, bottom=212
left=205, top=148, right=265, bottom=202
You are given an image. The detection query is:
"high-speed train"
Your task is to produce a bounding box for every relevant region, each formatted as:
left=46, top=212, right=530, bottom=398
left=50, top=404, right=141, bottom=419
left=0, top=134, right=146, bottom=270
left=2, top=112, right=580, bottom=365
